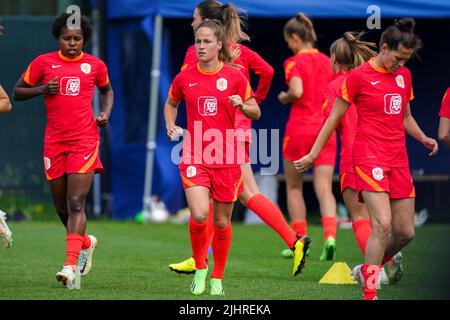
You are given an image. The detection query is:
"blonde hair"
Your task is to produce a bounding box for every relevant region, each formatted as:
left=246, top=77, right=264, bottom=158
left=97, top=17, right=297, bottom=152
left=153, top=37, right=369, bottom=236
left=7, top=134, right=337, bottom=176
left=283, top=12, right=316, bottom=43
left=330, top=32, right=377, bottom=69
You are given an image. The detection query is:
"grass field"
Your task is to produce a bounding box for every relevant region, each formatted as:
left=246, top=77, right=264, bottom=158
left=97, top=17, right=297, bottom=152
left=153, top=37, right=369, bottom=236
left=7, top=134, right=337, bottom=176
left=1, top=221, right=450, bottom=300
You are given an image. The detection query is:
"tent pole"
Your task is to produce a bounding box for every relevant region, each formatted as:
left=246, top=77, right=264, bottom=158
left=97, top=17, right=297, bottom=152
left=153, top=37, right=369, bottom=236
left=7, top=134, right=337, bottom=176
left=143, top=14, right=163, bottom=216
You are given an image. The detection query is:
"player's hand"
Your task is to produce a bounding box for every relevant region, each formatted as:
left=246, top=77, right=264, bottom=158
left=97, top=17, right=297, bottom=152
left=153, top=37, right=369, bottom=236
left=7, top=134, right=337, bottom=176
left=42, top=76, right=59, bottom=95
left=229, top=45, right=241, bottom=61
left=293, top=154, right=315, bottom=173
left=167, top=125, right=184, bottom=141
left=228, top=95, right=244, bottom=110
left=96, top=112, right=110, bottom=127
left=278, top=91, right=289, bottom=105
left=422, top=136, right=438, bottom=156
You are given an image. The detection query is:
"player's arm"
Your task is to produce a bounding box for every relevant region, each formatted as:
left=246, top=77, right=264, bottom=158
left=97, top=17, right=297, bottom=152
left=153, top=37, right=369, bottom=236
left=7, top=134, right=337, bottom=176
left=229, top=96, right=260, bottom=120
left=164, top=97, right=183, bottom=140
left=248, top=50, right=274, bottom=104
left=0, top=85, right=12, bottom=113
left=438, top=117, right=450, bottom=149
left=96, top=83, right=114, bottom=128
left=13, top=77, right=58, bottom=101
left=294, top=96, right=349, bottom=172
left=403, top=102, right=438, bottom=156
left=278, top=76, right=303, bottom=105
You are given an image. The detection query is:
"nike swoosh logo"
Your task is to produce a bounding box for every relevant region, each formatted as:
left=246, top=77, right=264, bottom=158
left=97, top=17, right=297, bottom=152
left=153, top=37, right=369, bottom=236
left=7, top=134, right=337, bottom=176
left=52, top=65, right=62, bottom=68
left=371, top=81, right=380, bottom=85
left=84, top=153, right=92, bottom=160
left=189, top=83, right=198, bottom=87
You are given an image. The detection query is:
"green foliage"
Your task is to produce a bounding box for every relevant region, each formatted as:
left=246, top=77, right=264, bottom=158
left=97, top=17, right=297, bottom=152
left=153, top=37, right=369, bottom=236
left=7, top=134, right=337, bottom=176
left=0, top=196, right=56, bottom=221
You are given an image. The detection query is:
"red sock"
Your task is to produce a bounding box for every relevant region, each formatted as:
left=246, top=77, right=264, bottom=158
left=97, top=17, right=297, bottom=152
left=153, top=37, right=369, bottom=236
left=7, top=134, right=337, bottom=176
left=247, top=194, right=298, bottom=248
left=64, top=234, right=84, bottom=266
left=189, top=217, right=208, bottom=270
left=322, top=216, right=337, bottom=241
left=81, top=234, right=91, bottom=250
left=381, top=255, right=393, bottom=264
left=352, top=219, right=371, bottom=255
left=361, top=264, right=381, bottom=300
left=211, top=223, right=232, bottom=279
left=202, top=202, right=214, bottom=258
left=291, top=220, right=307, bottom=236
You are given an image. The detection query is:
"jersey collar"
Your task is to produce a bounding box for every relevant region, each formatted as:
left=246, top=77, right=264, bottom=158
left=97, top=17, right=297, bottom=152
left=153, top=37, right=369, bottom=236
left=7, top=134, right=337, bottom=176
left=368, top=57, right=389, bottom=73
left=58, top=50, right=85, bottom=62
left=296, top=48, right=319, bottom=55
left=197, top=62, right=224, bottom=75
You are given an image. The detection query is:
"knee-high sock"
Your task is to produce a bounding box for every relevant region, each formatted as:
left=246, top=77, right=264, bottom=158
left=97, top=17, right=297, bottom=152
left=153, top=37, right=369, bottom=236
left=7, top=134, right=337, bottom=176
left=352, top=219, right=371, bottom=255
left=211, top=224, right=232, bottom=279
left=291, top=220, right=307, bottom=236
left=81, top=233, right=91, bottom=250
left=202, top=202, right=214, bottom=258
left=361, top=264, right=381, bottom=300
left=64, top=234, right=84, bottom=266
left=189, top=217, right=208, bottom=269
left=247, top=193, right=297, bottom=248
left=322, top=216, right=337, bottom=241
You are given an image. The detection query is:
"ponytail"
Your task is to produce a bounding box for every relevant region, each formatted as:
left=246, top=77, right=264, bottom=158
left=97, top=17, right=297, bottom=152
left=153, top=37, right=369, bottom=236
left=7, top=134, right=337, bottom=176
left=284, top=12, right=317, bottom=43
left=380, top=18, right=422, bottom=50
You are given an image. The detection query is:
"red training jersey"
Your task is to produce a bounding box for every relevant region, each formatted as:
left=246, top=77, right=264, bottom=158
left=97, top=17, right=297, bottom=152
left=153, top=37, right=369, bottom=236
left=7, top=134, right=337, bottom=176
left=169, top=62, right=254, bottom=167
left=181, top=43, right=273, bottom=133
left=439, top=87, right=450, bottom=119
left=283, top=49, right=334, bottom=137
left=322, top=70, right=357, bottom=174
left=22, top=51, right=110, bottom=143
left=338, top=58, right=414, bottom=167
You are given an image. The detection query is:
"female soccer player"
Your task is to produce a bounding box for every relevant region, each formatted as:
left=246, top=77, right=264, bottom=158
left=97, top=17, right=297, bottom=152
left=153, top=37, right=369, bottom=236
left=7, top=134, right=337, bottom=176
left=164, top=20, right=260, bottom=295
left=169, top=0, right=310, bottom=277
left=13, top=12, right=114, bottom=288
left=278, top=13, right=336, bottom=261
left=294, top=18, right=438, bottom=300
left=438, top=88, right=450, bottom=149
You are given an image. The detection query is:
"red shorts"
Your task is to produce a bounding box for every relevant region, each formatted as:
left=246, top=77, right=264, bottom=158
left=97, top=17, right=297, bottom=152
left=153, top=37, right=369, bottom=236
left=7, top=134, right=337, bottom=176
left=340, top=170, right=357, bottom=193
left=43, top=139, right=103, bottom=180
left=282, top=132, right=337, bottom=166
left=354, top=165, right=415, bottom=201
left=179, top=163, right=243, bottom=202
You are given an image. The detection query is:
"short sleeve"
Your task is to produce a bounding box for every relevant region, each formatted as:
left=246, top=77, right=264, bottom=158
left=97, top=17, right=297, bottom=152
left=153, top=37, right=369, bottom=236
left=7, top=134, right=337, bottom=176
left=95, top=59, right=110, bottom=88
left=21, top=56, right=44, bottom=86
left=439, top=88, right=450, bottom=119
left=283, top=58, right=301, bottom=84
left=338, top=70, right=359, bottom=104
left=180, top=45, right=197, bottom=71
left=168, top=73, right=184, bottom=103
left=235, top=72, right=254, bottom=102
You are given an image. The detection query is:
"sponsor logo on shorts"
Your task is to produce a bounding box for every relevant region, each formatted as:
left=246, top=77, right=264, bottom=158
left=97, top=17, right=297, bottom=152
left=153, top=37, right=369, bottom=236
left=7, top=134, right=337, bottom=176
left=372, top=167, right=384, bottom=181
left=186, top=166, right=197, bottom=178
left=395, top=75, right=405, bottom=89
left=384, top=93, right=402, bottom=114
left=44, top=157, right=51, bottom=170
left=60, top=77, right=80, bottom=96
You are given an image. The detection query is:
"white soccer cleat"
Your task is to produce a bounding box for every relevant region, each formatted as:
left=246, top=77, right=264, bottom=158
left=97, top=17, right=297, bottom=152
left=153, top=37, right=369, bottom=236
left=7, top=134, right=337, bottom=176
left=387, top=251, right=404, bottom=284
left=379, top=267, right=389, bottom=285
left=352, top=264, right=381, bottom=289
left=0, top=210, right=12, bottom=248
left=56, top=265, right=76, bottom=289
left=77, top=235, right=97, bottom=276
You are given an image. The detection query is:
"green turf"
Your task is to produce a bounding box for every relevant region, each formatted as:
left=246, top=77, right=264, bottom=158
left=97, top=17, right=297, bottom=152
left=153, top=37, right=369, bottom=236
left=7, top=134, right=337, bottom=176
left=1, top=221, right=449, bottom=300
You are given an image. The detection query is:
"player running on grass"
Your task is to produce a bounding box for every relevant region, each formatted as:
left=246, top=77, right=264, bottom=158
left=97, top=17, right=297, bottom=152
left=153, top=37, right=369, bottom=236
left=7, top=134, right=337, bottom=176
left=278, top=13, right=337, bottom=261
left=13, top=12, right=114, bottom=288
left=165, top=20, right=261, bottom=295
left=295, top=18, right=438, bottom=300
left=169, top=0, right=310, bottom=277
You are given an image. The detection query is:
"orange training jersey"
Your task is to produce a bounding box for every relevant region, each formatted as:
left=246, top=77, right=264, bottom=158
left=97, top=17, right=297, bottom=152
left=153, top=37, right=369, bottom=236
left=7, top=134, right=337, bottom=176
left=322, top=70, right=357, bottom=174
left=169, top=62, right=254, bottom=167
left=338, top=58, right=414, bottom=167
left=283, top=49, right=334, bottom=136
left=439, top=87, right=450, bottom=119
left=22, top=51, right=109, bottom=143
left=181, top=44, right=273, bottom=134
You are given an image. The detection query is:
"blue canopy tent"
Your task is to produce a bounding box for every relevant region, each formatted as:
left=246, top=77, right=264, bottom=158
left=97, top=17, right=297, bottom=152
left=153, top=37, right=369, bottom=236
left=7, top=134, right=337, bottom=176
left=100, top=1, right=450, bottom=219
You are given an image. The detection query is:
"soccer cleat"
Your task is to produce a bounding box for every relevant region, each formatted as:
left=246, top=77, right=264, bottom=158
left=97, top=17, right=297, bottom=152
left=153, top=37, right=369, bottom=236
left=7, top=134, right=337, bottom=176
left=292, top=235, right=311, bottom=276
left=190, top=267, right=208, bottom=296
left=319, top=236, right=336, bottom=261
left=210, top=278, right=225, bottom=296
left=386, top=252, right=403, bottom=284
left=169, top=257, right=196, bottom=274
left=379, top=267, right=389, bottom=285
left=56, top=265, right=76, bottom=289
left=352, top=264, right=381, bottom=289
left=77, top=235, right=97, bottom=276
left=0, top=210, right=12, bottom=248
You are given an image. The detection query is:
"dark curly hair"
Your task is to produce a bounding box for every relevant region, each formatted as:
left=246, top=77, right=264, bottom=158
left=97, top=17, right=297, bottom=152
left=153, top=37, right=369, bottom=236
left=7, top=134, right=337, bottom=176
left=51, top=12, right=93, bottom=43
